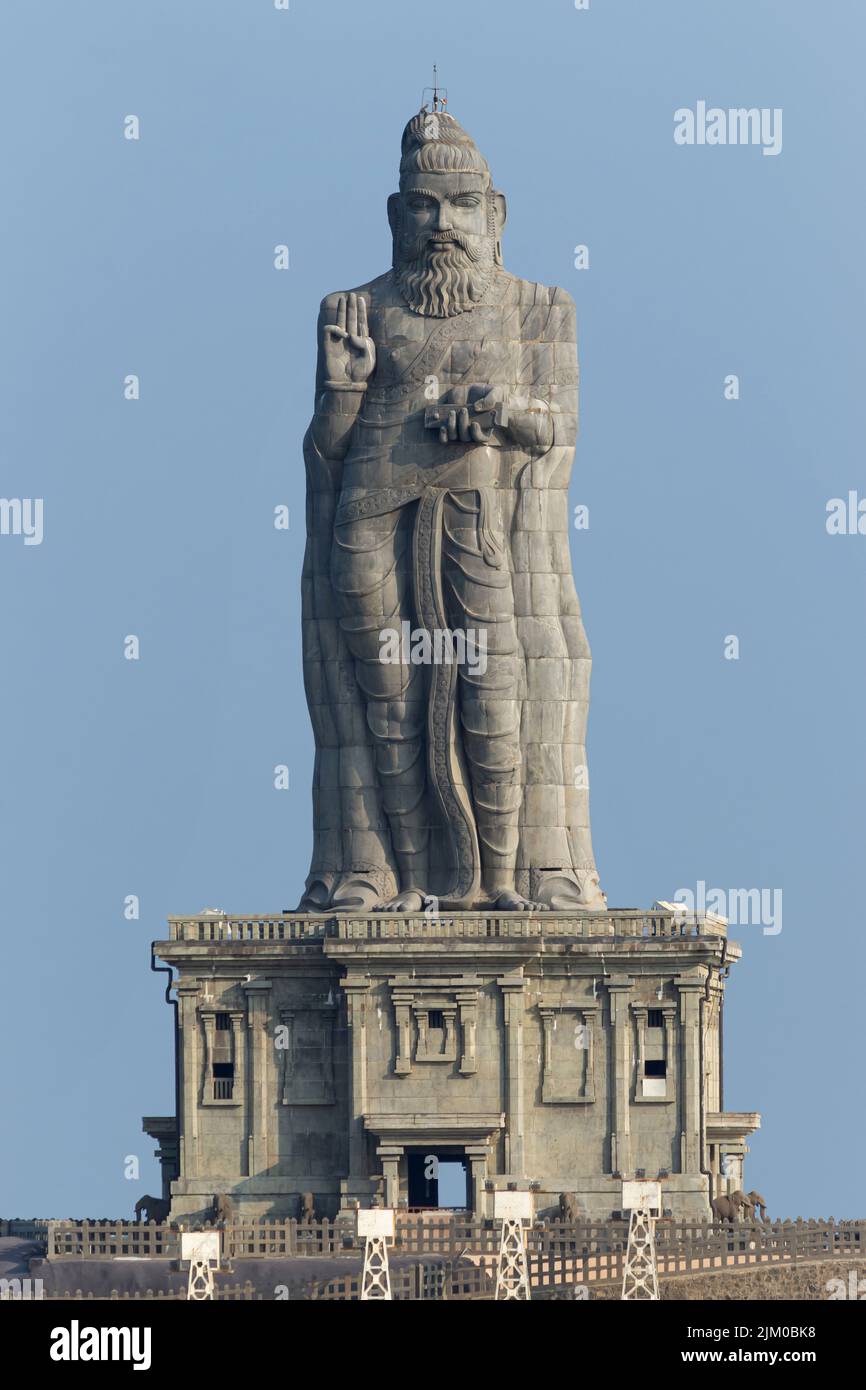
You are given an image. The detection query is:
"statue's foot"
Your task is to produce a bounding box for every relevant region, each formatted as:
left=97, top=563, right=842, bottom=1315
left=534, top=874, right=607, bottom=912
left=295, top=878, right=332, bottom=914
left=373, top=890, right=427, bottom=913
left=493, top=890, right=549, bottom=913
left=329, top=876, right=391, bottom=913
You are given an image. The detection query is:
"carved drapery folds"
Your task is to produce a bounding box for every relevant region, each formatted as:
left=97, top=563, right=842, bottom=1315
left=538, top=1000, right=598, bottom=1103
left=390, top=976, right=479, bottom=1076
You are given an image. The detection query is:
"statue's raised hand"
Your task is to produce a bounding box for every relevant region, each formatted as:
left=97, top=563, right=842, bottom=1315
left=322, top=292, right=375, bottom=387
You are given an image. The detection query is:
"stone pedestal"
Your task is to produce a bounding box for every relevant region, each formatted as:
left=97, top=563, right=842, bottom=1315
left=152, top=907, right=759, bottom=1222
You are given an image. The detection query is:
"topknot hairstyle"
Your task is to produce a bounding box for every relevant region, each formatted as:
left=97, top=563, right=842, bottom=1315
left=399, top=109, right=492, bottom=189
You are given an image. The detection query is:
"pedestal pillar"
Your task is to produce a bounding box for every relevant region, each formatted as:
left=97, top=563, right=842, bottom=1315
left=608, top=976, right=633, bottom=1176
left=175, top=982, right=200, bottom=1179
left=243, top=979, right=272, bottom=1178
left=499, top=973, right=526, bottom=1176
left=341, top=975, right=370, bottom=1179
left=391, top=988, right=413, bottom=1075
left=228, top=1008, right=247, bottom=1175
left=720, top=1145, right=746, bottom=1194
left=465, top=1145, right=489, bottom=1215
left=376, top=1146, right=403, bottom=1208
left=677, top=976, right=704, bottom=1174
left=457, top=989, right=478, bottom=1075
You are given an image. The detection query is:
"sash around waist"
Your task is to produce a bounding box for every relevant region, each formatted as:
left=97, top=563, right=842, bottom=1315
left=334, top=446, right=510, bottom=526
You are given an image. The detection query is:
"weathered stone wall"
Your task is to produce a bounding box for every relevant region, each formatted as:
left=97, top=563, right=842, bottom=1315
left=362, top=976, right=503, bottom=1125
left=171, top=964, right=351, bottom=1220
left=590, top=1259, right=863, bottom=1301
left=159, top=913, right=756, bottom=1222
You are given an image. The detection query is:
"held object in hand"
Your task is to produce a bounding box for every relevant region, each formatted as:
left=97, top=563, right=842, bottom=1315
left=424, top=401, right=509, bottom=434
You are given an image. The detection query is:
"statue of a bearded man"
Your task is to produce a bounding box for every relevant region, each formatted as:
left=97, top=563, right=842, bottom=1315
left=298, top=108, right=606, bottom=915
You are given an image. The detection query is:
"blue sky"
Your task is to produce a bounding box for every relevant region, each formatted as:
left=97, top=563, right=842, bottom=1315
left=1, top=0, right=863, bottom=1219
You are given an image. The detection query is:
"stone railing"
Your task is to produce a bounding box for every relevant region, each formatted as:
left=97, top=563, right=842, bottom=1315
left=45, top=1217, right=362, bottom=1262
left=42, top=1260, right=485, bottom=1302
left=166, top=916, right=333, bottom=943
left=39, top=1217, right=866, bottom=1301
left=0, top=1218, right=50, bottom=1241
left=165, top=909, right=727, bottom=943
left=45, top=1215, right=862, bottom=1266
left=47, top=1220, right=182, bottom=1260
left=392, top=1215, right=865, bottom=1271
left=334, top=911, right=726, bottom=941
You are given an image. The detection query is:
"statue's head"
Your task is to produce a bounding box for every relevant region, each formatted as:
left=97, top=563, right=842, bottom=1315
left=389, top=109, right=507, bottom=317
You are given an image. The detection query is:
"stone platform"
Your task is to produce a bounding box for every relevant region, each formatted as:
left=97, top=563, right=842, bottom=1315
left=150, top=908, right=759, bottom=1222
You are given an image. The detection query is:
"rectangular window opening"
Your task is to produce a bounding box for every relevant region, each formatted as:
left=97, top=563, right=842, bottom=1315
left=647, top=1009, right=664, bottom=1029
left=213, top=1060, right=234, bottom=1100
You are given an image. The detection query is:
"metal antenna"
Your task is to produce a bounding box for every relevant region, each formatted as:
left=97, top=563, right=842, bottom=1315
left=422, top=65, right=448, bottom=113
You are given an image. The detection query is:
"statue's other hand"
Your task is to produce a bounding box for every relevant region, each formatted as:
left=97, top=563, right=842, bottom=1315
left=471, top=384, right=552, bottom=452
left=466, top=383, right=508, bottom=413
left=431, top=384, right=501, bottom=445
left=432, top=405, right=491, bottom=445
left=321, top=292, right=375, bottom=386
left=443, top=383, right=505, bottom=412
left=471, top=384, right=515, bottom=436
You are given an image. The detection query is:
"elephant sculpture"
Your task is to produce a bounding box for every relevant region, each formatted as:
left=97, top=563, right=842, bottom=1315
left=134, top=1194, right=171, bottom=1223
left=745, top=1190, right=767, bottom=1222
left=559, top=1192, right=582, bottom=1223
left=730, top=1189, right=766, bottom=1221
left=711, top=1193, right=745, bottom=1222
left=712, top=1189, right=765, bottom=1222
left=210, top=1192, right=234, bottom=1225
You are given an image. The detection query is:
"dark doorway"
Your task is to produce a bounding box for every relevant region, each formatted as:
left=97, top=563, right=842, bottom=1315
left=406, top=1148, right=469, bottom=1209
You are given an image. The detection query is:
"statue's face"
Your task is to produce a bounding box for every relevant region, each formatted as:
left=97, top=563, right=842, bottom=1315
left=392, top=171, right=498, bottom=317
left=399, top=172, right=489, bottom=262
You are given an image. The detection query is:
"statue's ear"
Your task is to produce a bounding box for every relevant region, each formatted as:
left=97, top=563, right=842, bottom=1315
left=387, top=192, right=401, bottom=240
left=492, top=190, right=507, bottom=265
left=493, top=190, right=507, bottom=237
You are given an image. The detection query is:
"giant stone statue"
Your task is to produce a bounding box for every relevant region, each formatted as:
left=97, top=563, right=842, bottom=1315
left=299, top=107, right=606, bottom=915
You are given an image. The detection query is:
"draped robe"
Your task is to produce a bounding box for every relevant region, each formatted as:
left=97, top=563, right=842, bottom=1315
left=299, top=265, right=605, bottom=911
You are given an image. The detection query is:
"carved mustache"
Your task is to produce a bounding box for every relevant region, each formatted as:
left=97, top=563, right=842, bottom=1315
left=403, top=229, right=481, bottom=263
left=426, top=230, right=479, bottom=259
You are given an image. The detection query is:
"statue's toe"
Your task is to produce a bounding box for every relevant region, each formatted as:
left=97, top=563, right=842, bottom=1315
left=494, top=891, right=548, bottom=913
left=373, top=890, right=427, bottom=913
left=535, top=874, right=606, bottom=912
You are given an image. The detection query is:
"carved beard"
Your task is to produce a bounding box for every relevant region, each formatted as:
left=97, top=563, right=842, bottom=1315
left=395, top=228, right=496, bottom=318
